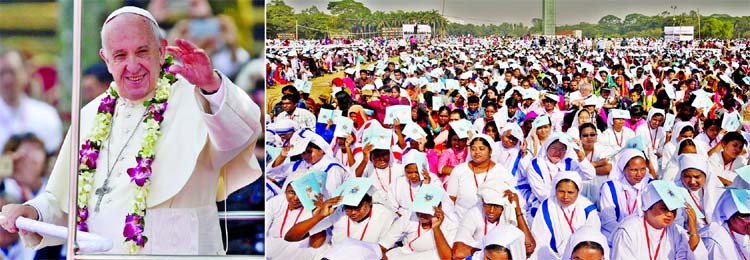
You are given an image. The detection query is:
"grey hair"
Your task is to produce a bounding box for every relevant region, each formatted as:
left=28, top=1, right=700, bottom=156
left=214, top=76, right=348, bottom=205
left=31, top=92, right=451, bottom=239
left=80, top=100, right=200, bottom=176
left=100, top=12, right=163, bottom=55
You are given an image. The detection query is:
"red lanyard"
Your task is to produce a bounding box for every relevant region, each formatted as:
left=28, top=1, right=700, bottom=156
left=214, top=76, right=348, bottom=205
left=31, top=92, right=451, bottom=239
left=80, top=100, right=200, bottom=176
left=484, top=218, right=498, bottom=236
left=725, top=160, right=735, bottom=171
left=687, top=189, right=704, bottom=213
left=730, top=228, right=749, bottom=260
left=279, top=207, right=303, bottom=237
left=644, top=218, right=667, bottom=260
left=587, top=148, right=595, bottom=162
left=408, top=183, right=416, bottom=202
left=347, top=207, right=373, bottom=241
left=409, top=223, right=425, bottom=252
left=614, top=130, right=623, bottom=147
left=545, top=162, right=557, bottom=181
left=375, top=168, right=392, bottom=193
left=649, top=128, right=657, bottom=149
left=471, top=162, right=490, bottom=188
left=624, top=189, right=639, bottom=215
left=562, top=208, right=577, bottom=233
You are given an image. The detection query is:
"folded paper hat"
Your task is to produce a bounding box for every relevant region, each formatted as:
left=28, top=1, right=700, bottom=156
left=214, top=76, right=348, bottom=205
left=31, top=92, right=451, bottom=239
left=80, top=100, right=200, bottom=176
left=731, top=165, right=750, bottom=189
left=531, top=114, right=551, bottom=129
left=334, top=178, right=374, bottom=207
left=409, top=184, right=445, bottom=215
left=403, top=122, right=427, bottom=141
left=450, top=119, right=477, bottom=139
left=641, top=180, right=700, bottom=218
left=401, top=151, right=429, bottom=179
left=500, top=124, right=525, bottom=142
left=610, top=109, right=631, bottom=119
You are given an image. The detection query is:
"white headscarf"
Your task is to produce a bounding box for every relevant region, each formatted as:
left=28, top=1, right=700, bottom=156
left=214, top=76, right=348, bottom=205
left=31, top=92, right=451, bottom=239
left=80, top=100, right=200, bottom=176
left=478, top=224, right=527, bottom=260
left=669, top=121, right=694, bottom=146
left=466, top=134, right=501, bottom=163
left=568, top=109, right=593, bottom=137
left=712, top=188, right=750, bottom=222
left=675, top=153, right=723, bottom=223
left=610, top=148, right=649, bottom=183
left=561, top=226, right=610, bottom=260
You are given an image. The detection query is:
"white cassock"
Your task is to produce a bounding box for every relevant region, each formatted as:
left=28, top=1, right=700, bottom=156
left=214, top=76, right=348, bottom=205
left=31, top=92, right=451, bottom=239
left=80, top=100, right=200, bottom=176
left=701, top=222, right=750, bottom=260
left=610, top=215, right=708, bottom=260
left=266, top=155, right=350, bottom=197
left=379, top=213, right=458, bottom=260
left=600, top=127, right=635, bottom=150
left=265, top=195, right=327, bottom=260
left=21, top=74, right=262, bottom=254
left=496, top=145, right=526, bottom=178
left=446, top=163, right=515, bottom=218
left=317, top=203, right=395, bottom=246
left=694, top=132, right=723, bottom=151
left=452, top=206, right=518, bottom=249
left=531, top=197, right=600, bottom=260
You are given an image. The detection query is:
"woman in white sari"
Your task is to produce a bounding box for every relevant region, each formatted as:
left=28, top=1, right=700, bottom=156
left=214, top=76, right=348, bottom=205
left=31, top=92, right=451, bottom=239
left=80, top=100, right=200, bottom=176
left=389, top=151, right=451, bottom=218
left=531, top=171, right=601, bottom=260
left=496, top=124, right=528, bottom=178
left=673, top=153, right=724, bottom=230
left=610, top=180, right=708, bottom=260
left=660, top=138, right=705, bottom=182
left=446, top=134, right=515, bottom=218
left=598, top=148, right=654, bottom=244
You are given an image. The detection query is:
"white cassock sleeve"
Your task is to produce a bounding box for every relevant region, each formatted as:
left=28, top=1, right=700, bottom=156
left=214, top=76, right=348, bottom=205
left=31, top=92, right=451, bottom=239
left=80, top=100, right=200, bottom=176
left=378, top=215, right=408, bottom=250
left=597, top=181, right=619, bottom=245
left=195, top=72, right=261, bottom=167
left=610, top=228, right=637, bottom=260
left=526, top=162, right=550, bottom=204
left=572, top=158, right=596, bottom=181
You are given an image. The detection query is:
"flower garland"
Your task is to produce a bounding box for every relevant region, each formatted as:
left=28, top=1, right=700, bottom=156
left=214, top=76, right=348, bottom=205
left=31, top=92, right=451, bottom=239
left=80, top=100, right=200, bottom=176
left=77, top=56, right=176, bottom=253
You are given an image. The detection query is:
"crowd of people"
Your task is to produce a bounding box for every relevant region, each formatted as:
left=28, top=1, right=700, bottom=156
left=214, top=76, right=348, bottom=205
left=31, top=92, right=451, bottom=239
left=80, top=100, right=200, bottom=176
left=264, top=35, right=750, bottom=260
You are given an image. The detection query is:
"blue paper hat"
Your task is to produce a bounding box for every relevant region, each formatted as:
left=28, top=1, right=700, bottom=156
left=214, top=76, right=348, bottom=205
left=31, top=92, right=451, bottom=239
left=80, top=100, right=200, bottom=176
left=291, top=171, right=325, bottom=212
left=731, top=165, right=750, bottom=189
left=642, top=180, right=696, bottom=216
left=333, top=178, right=374, bottom=207
left=624, top=135, right=648, bottom=154
left=409, top=185, right=445, bottom=215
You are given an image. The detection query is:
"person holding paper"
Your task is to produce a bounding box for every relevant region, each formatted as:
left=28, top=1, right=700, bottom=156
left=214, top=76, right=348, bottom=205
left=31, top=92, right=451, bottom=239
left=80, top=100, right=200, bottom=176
left=673, top=154, right=723, bottom=230
left=598, top=149, right=654, bottom=245
left=0, top=7, right=261, bottom=254
left=354, top=126, right=403, bottom=210
left=378, top=185, right=456, bottom=260
left=700, top=189, right=750, bottom=260
left=531, top=171, right=601, bottom=260
left=452, top=180, right=534, bottom=259
left=388, top=151, right=445, bottom=218
left=265, top=175, right=327, bottom=260
left=610, top=180, right=708, bottom=260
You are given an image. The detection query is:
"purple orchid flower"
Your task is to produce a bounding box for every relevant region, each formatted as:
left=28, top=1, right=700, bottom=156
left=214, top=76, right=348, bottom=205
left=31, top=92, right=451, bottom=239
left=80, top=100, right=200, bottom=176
left=79, top=140, right=99, bottom=169
left=126, top=157, right=153, bottom=186
left=123, top=214, right=144, bottom=240
left=97, top=95, right=117, bottom=114
left=78, top=207, right=89, bottom=221
left=78, top=221, right=89, bottom=232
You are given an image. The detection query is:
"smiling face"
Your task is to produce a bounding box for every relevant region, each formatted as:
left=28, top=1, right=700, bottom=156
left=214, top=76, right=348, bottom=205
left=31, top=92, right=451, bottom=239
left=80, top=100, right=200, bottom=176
left=284, top=185, right=302, bottom=209
left=555, top=180, right=579, bottom=207
left=645, top=200, right=677, bottom=229
left=370, top=149, right=390, bottom=169
left=99, top=13, right=165, bottom=101
left=649, top=114, right=664, bottom=129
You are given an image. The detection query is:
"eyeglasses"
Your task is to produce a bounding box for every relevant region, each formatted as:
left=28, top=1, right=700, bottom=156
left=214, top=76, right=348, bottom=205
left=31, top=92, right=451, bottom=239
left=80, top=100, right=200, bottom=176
left=581, top=133, right=597, bottom=138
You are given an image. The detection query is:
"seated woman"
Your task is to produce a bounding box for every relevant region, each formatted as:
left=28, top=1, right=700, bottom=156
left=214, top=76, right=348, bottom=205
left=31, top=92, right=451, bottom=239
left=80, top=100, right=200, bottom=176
left=673, top=154, right=724, bottom=230
left=700, top=189, right=750, bottom=260
left=379, top=185, right=457, bottom=260
left=660, top=122, right=698, bottom=175
left=284, top=178, right=396, bottom=248
left=526, top=114, right=553, bottom=157
left=578, top=123, right=614, bottom=204
left=566, top=108, right=597, bottom=139
left=519, top=133, right=595, bottom=217
left=708, top=132, right=748, bottom=186
left=437, top=127, right=469, bottom=182
left=660, top=138, right=704, bottom=182
left=266, top=176, right=326, bottom=260
left=446, top=134, right=514, bottom=218
left=610, top=180, right=708, bottom=260
left=497, top=124, right=528, bottom=178
left=598, top=148, right=654, bottom=244
left=467, top=224, right=528, bottom=260
left=452, top=180, right=534, bottom=259
left=355, top=129, right=404, bottom=210
left=600, top=109, right=636, bottom=150
left=389, top=151, right=448, bottom=218
left=561, top=226, right=609, bottom=260
left=532, top=171, right=601, bottom=260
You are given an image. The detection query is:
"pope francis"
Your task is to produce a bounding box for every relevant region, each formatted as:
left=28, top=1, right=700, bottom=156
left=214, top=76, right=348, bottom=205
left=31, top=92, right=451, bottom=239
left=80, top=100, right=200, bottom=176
left=0, top=7, right=262, bottom=255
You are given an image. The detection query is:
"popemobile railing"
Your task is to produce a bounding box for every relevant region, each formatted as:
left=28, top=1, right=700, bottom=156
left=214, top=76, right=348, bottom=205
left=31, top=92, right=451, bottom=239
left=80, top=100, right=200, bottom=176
left=66, top=1, right=265, bottom=259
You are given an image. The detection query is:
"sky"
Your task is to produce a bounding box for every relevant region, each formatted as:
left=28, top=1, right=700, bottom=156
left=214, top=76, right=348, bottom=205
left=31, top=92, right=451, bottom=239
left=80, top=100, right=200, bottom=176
left=280, top=0, right=750, bottom=25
